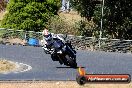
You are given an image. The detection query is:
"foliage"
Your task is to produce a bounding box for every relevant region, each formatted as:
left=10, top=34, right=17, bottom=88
left=46, top=15, right=79, bottom=35
left=1, top=0, right=60, bottom=31
left=71, top=0, right=132, bottom=39
left=104, top=0, right=132, bottom=39
left=75, top=20, right=97, bottom=37
left=47, top=15, right=98, bottom=36
left=71, top=0, right=97, bottom=21
left=70, top=0, right=101, bottom=37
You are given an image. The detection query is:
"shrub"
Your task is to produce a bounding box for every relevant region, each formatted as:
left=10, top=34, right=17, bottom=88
left=46, top=15, right=79, bottom=35
left=75, top=20, right=97, bottom=37
left=1, top=0, right=60, bottom=32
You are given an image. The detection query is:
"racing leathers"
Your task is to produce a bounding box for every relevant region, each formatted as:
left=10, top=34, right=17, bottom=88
left=42, top=33, right=65, bottom=54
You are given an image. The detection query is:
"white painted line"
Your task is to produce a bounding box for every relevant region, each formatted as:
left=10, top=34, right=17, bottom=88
left=13, top=62, right=32, bottom=73
left=0, top=61, right=32, bottom=74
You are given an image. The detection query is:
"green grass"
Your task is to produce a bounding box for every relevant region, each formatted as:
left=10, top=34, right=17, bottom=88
left=0, top=29, right=6, bottom=37
left=0, top=20, right=1, bottom=27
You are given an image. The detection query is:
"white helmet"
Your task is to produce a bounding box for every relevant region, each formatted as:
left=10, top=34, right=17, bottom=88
left=43, top=29, right=52, bottom=41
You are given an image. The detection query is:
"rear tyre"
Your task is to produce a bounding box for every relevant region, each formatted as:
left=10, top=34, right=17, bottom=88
left=65, top=55, right=77, bottom=68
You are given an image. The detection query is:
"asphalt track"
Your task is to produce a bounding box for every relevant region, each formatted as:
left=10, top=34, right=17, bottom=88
left=0, top=45, right=132, bottom=80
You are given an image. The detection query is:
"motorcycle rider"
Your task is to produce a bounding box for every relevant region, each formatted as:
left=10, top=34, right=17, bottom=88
left=42, top=28, right=76, bottom=62
left=42, top=28, right=64, bottom=53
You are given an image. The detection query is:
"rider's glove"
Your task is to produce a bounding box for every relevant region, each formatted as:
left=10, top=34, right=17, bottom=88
left=42, top=47, right=50, bottom=54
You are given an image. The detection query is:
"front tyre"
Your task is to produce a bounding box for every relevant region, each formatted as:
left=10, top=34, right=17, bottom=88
left=65, top=55, right=77, bottom=68
left=51, top=54, right=58, bottom=61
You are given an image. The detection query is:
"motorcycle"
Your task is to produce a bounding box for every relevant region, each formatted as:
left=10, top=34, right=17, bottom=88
left=43, top=35, right=77, bottom=68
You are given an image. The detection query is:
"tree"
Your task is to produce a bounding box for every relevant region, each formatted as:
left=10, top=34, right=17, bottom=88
left=71, top=0, right=101, bottom=37
left=71, top=0, right=97, bottom=21
left=1, top=0, right=60, bottom=31
left=71, top=0, right=132, bottom=39
left=104, top=0, right=132, bottom=39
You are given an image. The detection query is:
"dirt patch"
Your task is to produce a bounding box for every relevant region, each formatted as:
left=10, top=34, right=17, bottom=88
left=0, top=81, right=131, bottom=88
left=0, top=59, right=16, bottom=73
left=0, top=59, right=32, bottom=74
left=58, top=11, right=82, bottom=26
left=7, top=38, right=27, bottom=45
left=0, top=11, right=7, bottom=21
left=1, top=38, right=27, bottom=45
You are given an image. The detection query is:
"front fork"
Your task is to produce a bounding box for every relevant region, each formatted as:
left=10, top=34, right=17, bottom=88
left=56, top=52, right=65, bottom=65
left=66, top=45, right=76, bottom=59
left=56, top=50, right=69, bottom=65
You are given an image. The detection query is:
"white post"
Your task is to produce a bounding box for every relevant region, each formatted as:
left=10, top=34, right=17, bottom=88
left=99, top=0, right=104, bottom=48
